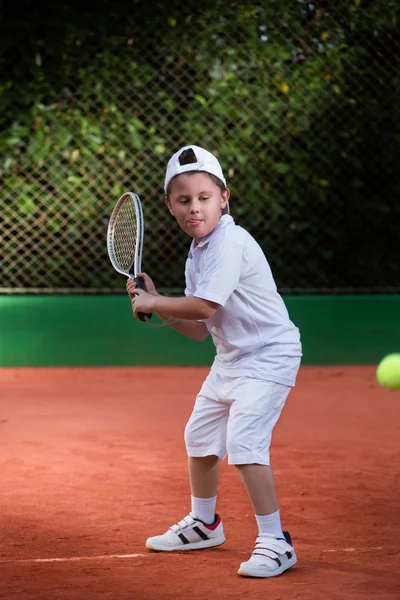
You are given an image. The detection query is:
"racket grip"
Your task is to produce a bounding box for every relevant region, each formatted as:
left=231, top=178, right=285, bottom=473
left=133, top=276, right=153, bottom=322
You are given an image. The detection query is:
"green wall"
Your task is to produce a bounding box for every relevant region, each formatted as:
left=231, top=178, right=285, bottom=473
left=0, top=295, right=399, bottom=367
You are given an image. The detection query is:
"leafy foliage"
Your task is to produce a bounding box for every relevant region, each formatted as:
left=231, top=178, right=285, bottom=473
left=1, top=0, right=399, bottom=291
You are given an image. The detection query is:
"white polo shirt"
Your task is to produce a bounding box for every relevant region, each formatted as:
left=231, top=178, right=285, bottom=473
left=184, top=215, right=302, bottom=386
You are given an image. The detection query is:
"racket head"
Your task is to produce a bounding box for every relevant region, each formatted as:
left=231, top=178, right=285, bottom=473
left=107, top=192, right=144, bottom=278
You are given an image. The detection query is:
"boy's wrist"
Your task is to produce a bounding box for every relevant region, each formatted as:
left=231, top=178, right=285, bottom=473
left=152, top=295, right=173, bottom=316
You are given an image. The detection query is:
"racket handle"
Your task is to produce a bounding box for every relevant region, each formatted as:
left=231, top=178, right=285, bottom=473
left=133, top=276, right=153, bottom=322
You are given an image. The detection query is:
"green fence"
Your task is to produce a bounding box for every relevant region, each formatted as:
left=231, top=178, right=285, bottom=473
left=1, top=295, right=399, bottom=367
left=1, top=0, right=400, bottom=295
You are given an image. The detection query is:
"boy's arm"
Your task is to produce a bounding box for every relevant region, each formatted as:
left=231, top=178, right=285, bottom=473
left=135, top=294, right=217, bottom=341
left=156, top=309, right=209, bottom=341
left=152, top=295, right=218, bottom=320
left=126, top=277, right=216, bottom=341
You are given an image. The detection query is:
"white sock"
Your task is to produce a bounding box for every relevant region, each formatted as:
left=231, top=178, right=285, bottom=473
left=255, top=510, right=284, bottom=538
left=191, top=495, right=217, bottom=525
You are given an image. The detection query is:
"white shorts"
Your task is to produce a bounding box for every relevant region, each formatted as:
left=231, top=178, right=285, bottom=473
left=184, top=370, right=291, bottom=466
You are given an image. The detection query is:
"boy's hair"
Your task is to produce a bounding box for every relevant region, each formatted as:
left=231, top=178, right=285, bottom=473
left=166, top=149, right=226, bottom=197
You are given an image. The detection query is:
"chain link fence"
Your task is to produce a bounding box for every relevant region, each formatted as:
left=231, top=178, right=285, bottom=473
left=1, top=1, right=400, bottom=294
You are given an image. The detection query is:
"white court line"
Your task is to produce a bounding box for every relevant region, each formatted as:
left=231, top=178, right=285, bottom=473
left=34, top=553, right=148, bottom=563
left=324, top=547, right=383, bottom=553
left=0, top=553, right=147, bottom=564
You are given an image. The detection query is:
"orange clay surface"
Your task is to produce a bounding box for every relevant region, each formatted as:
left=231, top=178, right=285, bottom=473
left=0, top=366, right=399, bottom=600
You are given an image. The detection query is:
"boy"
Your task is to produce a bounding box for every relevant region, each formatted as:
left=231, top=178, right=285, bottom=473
left=127, top=145, right=302, bottom=577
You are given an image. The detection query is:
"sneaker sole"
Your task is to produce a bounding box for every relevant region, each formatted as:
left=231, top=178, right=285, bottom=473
left=146, top=535, right=226, bottom=552
left=238, top=554, right=297, bottom=578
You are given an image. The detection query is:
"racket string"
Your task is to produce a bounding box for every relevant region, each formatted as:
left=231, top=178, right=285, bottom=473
left=109, top=193, right=169, bottom=326
left=113, top=200, right=138, bottom=272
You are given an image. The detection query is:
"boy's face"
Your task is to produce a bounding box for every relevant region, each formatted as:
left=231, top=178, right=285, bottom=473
left=166, top=172, right=230, bottom=243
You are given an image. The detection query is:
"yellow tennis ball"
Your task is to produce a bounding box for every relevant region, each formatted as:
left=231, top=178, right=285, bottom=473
left=376, top=353, right=400, bottom=390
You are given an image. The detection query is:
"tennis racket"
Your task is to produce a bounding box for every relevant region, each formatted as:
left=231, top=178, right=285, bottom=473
left=107, top=192, right=152, bottom=323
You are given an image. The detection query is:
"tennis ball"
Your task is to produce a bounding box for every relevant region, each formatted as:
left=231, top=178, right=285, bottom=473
left=376, top=353, right=400, bottom=390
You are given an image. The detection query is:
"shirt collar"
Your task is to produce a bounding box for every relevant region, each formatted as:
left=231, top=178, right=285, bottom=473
left=189, top=214, right=234, bottom=254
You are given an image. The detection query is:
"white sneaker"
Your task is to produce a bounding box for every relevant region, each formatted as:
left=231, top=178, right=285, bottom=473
left=145, top=513, right=225, bottom=551
left=238, top=531, right=297, bottom=577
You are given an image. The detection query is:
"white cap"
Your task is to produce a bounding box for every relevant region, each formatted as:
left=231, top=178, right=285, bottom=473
left=164, top=145, right=229, bottom=214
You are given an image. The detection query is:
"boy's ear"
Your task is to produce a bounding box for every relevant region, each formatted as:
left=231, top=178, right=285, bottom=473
left=221, top=188, right=230, bottom=210
left=165, top=196, right=174, bottom=216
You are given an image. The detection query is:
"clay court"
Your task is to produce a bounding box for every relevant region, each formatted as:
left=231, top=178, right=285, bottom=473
left=1, top=365, right=399, bottom=600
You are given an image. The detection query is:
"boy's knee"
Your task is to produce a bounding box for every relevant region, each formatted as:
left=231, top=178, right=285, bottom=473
left=233, top=463, right=245, bottom=469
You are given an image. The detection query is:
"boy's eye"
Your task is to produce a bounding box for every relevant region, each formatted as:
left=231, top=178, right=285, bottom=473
left=200, top=196, right=209, bottom=201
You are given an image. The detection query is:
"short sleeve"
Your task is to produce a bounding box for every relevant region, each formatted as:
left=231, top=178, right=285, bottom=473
left=184, top=256, right=194, bottom=297
left=193, top=238, right=243, bottom=306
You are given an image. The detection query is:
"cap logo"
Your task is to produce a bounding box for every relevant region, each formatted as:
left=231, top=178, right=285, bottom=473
left=178, top=148, right=198, bottom=166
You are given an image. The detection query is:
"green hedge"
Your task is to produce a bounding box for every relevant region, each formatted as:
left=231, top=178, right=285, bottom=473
left=1, top=1, right=400, bottom=291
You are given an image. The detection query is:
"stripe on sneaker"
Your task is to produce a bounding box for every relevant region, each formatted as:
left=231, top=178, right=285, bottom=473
left=193, top=526, right=209, bottom=541
left=283, top=531, right=292, bottom=544
left=203, top=515, right=221, bottom=531
left=178, top=533, right=190, bottom=544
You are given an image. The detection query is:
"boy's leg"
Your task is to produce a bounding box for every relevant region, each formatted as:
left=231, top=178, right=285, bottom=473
left=185, top=371, right=229, bottom=523
left=236, top=463, right=284, bottom=539
left=189, top=455, right=220, bottom=497
left=189, top=455, right=219, bottom=524
left=236, top=463, right=279, bottom=519
left=226, top=378, right=297, bottom=577
left=145, top=372, right=228, bottom=551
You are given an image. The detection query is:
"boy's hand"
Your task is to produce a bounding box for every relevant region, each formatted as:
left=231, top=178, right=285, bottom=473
left=126, top=272, right=159, bottom=299
left=130, top=287, right=157, bottom=320
left=136, top=272, right=159, bottom=296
